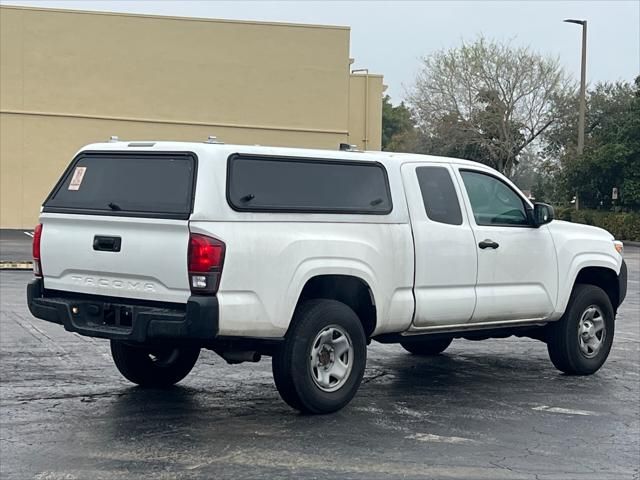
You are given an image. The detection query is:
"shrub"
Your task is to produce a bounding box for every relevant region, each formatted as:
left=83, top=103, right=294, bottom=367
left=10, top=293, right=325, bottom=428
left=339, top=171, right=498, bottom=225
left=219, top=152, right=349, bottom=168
left=554, top=208, right=640, bottom=241
left=556, top=207, right=573, bottom=222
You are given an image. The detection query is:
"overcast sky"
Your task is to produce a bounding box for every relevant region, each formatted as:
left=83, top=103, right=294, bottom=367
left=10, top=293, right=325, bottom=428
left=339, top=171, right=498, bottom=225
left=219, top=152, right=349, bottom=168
left=3, top=0, right=639, bottom=102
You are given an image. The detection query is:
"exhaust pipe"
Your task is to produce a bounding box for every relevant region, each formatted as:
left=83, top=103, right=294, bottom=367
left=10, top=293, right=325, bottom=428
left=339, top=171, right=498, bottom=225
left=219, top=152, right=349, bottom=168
left=220, top=351, right=262, bottom=364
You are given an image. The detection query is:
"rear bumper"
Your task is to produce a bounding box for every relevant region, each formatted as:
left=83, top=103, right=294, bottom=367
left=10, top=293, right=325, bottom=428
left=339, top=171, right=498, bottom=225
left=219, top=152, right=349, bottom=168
left=27, top=278, right=218, bottom=343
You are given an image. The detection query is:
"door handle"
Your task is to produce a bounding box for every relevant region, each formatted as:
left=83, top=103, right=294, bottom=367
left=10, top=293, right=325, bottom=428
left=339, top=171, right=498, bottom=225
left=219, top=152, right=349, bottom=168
left=93, top=235, right=121, bottom=252
left=478, top=239, right=499, bottom=249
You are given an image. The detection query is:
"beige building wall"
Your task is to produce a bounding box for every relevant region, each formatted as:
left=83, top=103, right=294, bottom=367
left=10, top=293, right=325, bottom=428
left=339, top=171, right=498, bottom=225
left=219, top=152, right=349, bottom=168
left=348, top=74, right=385, bottom=151
left=0, top=6, right=383, bottom=228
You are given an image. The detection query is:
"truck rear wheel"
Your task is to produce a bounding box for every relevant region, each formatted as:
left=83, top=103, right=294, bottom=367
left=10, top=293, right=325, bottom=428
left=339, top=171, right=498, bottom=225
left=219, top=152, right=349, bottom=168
left=272, top=299, right=367, bottom=414
left=547, top=284, right=614, bottom=375
left=400, top=337, right=453, bottom=356
left=110, top=341, right=200, bottom=387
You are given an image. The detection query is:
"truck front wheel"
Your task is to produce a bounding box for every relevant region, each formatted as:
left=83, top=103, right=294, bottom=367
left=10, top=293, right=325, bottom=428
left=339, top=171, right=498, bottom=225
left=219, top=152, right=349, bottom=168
left=272, top=299, right=367, bottom=414
left=547, top=284, right=615, bottom=375
left=110, top=341, right=200, bottom=387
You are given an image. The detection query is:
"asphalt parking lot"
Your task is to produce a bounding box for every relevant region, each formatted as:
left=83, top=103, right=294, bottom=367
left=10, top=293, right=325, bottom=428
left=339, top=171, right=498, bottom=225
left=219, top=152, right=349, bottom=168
left=0, top=249, right=638, bottom=480
left=0, top=230, right=33, bottom=263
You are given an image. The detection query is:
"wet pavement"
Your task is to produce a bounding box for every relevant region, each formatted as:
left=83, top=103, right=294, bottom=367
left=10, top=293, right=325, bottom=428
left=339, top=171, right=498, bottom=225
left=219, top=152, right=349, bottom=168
left=0, top=230, right=33, bottom=263
left=0, top=248, right=638, bottom=479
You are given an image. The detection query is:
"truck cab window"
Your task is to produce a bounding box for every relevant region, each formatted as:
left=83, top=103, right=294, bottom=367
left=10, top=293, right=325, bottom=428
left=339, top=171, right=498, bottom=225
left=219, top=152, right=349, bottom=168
left=416, top=166, right=463, bottom=225
left=460, top=170, right=528, bottom=226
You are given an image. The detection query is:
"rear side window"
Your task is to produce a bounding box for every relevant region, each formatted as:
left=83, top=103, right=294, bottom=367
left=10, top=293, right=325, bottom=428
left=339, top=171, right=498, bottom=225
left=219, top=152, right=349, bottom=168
left=227, top=155, right=392, bottom=214
left=416, top=166, right=463, bottom=225
left=44, top=152, right=196, bottom=219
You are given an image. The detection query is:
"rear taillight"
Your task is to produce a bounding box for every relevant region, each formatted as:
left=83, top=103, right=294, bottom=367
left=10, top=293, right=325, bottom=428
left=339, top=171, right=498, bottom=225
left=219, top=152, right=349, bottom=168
left=188, top=233, right=225, bottom=295
left=33, top=223, right=43, bottom=277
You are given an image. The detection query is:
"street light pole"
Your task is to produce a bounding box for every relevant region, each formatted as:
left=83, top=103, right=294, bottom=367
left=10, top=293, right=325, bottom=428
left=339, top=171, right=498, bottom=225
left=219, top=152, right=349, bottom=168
left=564, top=19, right=587, bottom=209
left=564, top=19, right=587, bottom=154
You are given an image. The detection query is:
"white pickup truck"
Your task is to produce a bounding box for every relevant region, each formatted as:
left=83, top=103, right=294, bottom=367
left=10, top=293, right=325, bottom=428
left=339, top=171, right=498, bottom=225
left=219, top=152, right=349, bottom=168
left=28, top=140, right=627, bottom=414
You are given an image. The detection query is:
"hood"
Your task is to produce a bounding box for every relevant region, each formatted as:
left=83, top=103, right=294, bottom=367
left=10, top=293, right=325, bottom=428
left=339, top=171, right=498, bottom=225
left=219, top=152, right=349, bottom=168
left=548, top=220, right=615, bottom=242
left=547, top=220, right=622, bottom=270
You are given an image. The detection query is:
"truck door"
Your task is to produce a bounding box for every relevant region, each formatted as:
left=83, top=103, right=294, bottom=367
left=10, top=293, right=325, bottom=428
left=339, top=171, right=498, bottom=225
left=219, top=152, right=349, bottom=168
left=453, top=166, right=558, bottom=322
left=401, top=163, right=477, bottom=327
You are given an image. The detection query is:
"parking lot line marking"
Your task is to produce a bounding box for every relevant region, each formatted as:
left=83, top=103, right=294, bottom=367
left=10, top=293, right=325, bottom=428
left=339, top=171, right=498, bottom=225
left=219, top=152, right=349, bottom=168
left=24, top=231, right=34, bottom=238
left=532, top=405, right=597, bottom=416
left=406, top=433, right=476, bottom=444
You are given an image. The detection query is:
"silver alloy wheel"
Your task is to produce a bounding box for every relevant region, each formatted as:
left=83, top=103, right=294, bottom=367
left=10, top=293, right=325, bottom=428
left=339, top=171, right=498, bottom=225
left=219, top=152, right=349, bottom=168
left=309, top=325, right=354, bottom=393
left=578, top=305, right=606, bottom=359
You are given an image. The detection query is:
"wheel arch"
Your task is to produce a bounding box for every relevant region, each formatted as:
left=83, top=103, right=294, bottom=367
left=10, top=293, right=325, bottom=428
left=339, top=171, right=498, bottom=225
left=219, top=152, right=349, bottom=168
left=568, top=266, right=620, bottom=314
left=291, top=274, right=377, bottom=338
left=556, top=251, right=622, bottom=316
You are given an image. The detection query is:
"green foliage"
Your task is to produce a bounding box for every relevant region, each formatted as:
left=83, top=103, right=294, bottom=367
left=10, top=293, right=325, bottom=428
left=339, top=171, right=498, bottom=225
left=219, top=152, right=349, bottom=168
left=511, top=152, right=562, bottom=203
left=554, top=208, right=640, bottom=241
left=397, top=38, right=638, bottom=214
left=556, top=207, right=573, bottom=222
left=381, top=95, right=417, bottom=151
left=546, top=77, right=640, bottom=210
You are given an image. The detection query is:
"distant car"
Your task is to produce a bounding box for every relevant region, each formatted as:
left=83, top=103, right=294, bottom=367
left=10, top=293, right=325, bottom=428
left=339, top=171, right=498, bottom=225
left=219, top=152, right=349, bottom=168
left=27, top=140, right=627, bottom=414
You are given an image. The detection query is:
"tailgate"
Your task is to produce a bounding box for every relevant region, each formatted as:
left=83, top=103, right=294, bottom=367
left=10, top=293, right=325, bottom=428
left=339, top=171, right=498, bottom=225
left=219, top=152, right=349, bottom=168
left=41, top=215, right=190, bottom=303
left=39, top=151, right=196, bottom=303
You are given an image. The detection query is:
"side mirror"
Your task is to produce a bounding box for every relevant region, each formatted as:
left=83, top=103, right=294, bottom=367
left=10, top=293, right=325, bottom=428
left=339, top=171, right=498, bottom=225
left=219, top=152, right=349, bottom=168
left=532, top=203, right=554, bottom=227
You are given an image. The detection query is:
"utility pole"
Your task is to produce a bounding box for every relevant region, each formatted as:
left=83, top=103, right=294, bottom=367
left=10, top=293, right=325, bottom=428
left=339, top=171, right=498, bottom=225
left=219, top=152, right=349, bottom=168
left=564, top=19, right=587, bottom=209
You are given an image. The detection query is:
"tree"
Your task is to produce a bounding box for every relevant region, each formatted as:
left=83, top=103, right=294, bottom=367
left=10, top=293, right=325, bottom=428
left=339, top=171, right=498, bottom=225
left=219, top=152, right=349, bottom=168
left=408, top=37, right=574, bottom=176
left=381, top=95, right=417, bottom=151
left=552, top=78, right=640, bottom=209
left=509, top=148, right=563, bottom=203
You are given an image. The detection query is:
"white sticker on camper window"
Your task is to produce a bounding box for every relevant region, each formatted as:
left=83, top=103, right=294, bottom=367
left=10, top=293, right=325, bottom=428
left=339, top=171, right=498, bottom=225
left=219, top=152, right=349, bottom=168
left=68, top=166, right=87, bottom=191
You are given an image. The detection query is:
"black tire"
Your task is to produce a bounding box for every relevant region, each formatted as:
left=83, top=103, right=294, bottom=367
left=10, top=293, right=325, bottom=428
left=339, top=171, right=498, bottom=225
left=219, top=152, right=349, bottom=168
left=547, top=284, right=615, bottom=375
left=400, top=337, right=453, bottom=356
left=110, top=341, right=200, bottom=387
left=272, top=299, right=367, bottom=414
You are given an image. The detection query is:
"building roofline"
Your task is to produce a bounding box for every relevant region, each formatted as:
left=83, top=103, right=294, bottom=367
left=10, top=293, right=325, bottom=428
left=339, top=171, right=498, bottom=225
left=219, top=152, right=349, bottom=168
left=350, top=73, right=385, bottom=79
left=0, top=4, right=351, bottom=31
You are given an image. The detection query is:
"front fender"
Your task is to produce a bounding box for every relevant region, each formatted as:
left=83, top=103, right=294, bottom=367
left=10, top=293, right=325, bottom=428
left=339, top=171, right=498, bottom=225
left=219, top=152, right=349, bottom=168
left=556, top=252, right=621, bottom=315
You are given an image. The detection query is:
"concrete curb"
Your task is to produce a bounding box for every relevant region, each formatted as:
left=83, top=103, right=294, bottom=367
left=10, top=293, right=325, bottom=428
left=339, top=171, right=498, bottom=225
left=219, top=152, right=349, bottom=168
left=0, top=261, right=33, bottom=270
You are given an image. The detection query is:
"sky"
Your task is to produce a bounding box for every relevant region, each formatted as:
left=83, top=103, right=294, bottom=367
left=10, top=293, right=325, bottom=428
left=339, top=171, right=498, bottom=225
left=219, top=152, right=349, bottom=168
left=2, top=0, right=639, bottom=102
